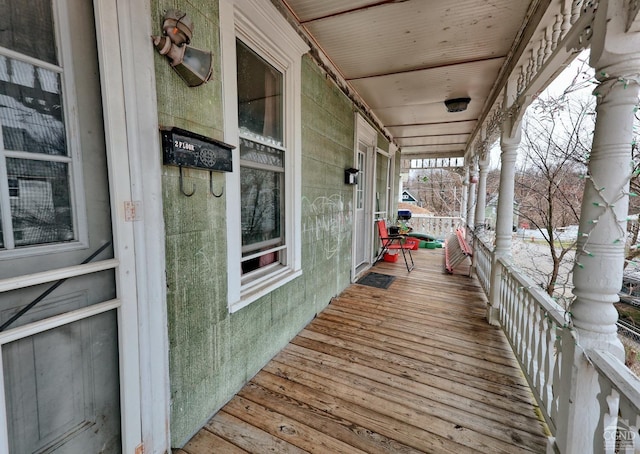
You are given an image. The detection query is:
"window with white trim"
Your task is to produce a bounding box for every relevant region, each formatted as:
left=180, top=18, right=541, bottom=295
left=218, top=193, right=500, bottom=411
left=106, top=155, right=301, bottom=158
left=237, top=40, right=285, bottom=276
left=221, top=0, right=308, bottom=311
left=0, top=0, right=85, bottom=256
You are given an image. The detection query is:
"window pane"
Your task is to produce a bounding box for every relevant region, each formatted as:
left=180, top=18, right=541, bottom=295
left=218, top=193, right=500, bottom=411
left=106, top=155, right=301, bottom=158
left=241, top=249, right=280, bottom=275
left=0, top=57, right=66, bottom=155
left=236, top=40, right=283, bottom=145
left=7, top=158, right=74, bottom=246
left=0, top=0, right=56, bottom=64
left=241, top=166, right=282, bottom=250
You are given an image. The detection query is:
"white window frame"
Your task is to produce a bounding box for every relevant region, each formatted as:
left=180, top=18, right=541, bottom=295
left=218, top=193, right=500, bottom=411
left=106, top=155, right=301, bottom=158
left=0, top=2, right=88, bottom=259
left=374, top=147, right=390, bottom=220
left=220, top=0, right=308, bottom=312
left=387, top=143, right=397, bottom=216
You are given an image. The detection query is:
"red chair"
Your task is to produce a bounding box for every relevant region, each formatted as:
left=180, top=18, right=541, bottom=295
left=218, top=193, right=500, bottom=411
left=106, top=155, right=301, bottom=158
left=375, top=220, right=415, bottom=272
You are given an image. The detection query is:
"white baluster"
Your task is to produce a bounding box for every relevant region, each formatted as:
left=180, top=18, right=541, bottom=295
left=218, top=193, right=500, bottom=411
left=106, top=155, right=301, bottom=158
left=552, top=14, right=563, bottom=51
left=545, top=25, right=553, bottom=59
left=562, top=0, right=572, bottom=36
left=529, top=303, right=542, bottom=392
left=537, top=37, right=545, bottom=69
left=571, top=0, right=583, bottom=24
left=542, top=313, right=555, bottom=417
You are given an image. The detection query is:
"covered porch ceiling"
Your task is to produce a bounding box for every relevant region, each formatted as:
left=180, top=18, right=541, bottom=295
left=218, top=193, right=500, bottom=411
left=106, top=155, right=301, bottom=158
left=280, top=0, right=551, bottom=162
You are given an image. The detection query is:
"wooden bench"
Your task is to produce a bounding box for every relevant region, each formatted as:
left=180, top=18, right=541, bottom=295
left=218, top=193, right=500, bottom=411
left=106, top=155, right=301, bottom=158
left=444, top=228, right=473, bottom=275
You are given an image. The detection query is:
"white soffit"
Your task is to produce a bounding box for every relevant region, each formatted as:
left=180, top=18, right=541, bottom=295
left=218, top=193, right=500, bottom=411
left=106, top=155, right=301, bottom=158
left=283, top=0, right=535, bottom=156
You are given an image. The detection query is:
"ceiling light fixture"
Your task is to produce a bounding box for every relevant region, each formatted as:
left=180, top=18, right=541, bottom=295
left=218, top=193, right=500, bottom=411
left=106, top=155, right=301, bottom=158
left=444, top=97, right=471, bottom=113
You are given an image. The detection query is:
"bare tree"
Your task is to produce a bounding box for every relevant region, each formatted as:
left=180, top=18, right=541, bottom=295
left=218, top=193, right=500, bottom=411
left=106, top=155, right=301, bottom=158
left=511, top=59, right=594, bottom=301
left=406, top=168, right=463, bottom=216
left=624, top=116, right=640, bottom=267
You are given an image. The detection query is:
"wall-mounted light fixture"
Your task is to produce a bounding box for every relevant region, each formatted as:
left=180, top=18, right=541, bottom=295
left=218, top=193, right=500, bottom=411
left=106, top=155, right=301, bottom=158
left=344, top=168, right=359, bottom=185
left=444, top=97, right=471, bottom=113
left=152, top=9, right=213, bottom=87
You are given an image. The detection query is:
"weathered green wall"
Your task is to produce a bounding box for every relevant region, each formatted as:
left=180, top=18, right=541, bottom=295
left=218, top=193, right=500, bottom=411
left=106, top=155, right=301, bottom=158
left=301, top=57, right=355, bottom=308
left=152, top=0, right=388, bottom=447
left=152, top=1, right=228, bottom=446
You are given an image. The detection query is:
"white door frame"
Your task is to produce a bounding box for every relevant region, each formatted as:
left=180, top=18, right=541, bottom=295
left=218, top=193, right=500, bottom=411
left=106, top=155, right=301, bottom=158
left=96, top=1, right=170, bottom=453
left=352, top=114, right=377, bottom=281
left=387, top=144, right=397, bottom=217
left=374, top=147, right=391, bottom=220
left=376, top=143, right=397, bottom=222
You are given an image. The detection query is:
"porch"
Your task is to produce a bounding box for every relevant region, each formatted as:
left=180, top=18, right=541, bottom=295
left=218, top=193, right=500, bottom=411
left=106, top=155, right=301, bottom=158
left=175, top=247, right=549, bottom=453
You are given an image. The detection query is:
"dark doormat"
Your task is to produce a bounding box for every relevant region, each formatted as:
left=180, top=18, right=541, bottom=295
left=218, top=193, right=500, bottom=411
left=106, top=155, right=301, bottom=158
left=357, top=272, right=395, bottom=289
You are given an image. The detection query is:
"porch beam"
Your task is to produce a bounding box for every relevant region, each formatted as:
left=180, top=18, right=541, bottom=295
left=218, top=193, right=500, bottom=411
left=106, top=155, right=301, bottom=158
left=519, top=0, right=596, bottom=104
left=472, top=1, right=599, bottom=162
left=400, top=150, right=466, bottom=160
left=467, top=0, right=552, bottom=153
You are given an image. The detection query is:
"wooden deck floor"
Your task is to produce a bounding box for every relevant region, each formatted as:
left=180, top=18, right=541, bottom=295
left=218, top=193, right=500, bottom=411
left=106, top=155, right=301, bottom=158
left=175, top=248, right=549, bottom=454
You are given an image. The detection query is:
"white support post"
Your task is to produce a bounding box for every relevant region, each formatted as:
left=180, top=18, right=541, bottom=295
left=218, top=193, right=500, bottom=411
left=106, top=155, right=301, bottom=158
left=467, top=160, right=478, bottom=232
left=460, top=165, right=469, bottom=225
left=474, top=156, right=489, bottom=232
left=486, top=134, right=519, bottom=325
left=554, top=0, right=640, bottom=451
left=471, top=154, right=490, bottom=275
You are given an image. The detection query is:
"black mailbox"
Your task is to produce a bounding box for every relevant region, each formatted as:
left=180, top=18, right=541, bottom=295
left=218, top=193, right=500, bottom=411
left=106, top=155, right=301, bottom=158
left=161, top=127, right=234, bottom=172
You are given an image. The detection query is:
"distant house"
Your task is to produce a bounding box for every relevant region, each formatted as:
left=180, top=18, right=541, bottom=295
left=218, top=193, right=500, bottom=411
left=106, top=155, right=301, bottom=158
left=401, top=190, right=418, bottom=204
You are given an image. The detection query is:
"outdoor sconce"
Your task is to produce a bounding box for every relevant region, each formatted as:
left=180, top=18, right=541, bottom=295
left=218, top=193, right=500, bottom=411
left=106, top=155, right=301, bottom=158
left=152, top=9, right=213, bottom=87
left=444, top=97, right=471, bottom=113
left=345, top=167, right=359, bottom=185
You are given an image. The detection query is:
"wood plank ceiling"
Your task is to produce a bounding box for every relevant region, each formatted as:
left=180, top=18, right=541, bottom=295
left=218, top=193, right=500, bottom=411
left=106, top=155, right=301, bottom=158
left=281, top=0, right=536, bottom=160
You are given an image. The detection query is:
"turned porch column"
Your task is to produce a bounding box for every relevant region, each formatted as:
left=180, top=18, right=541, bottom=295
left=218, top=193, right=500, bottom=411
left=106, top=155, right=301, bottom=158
left=466, top=160, right=478, bottom=231
left=486, top=79, right=532, bottom=325
left=486, top=131, right=520, bottom=325
left=474, top=155, right=489, bottom=231
left=555, top=0, right=640, bottom=451
left=460, top=166, right=469, bottom=225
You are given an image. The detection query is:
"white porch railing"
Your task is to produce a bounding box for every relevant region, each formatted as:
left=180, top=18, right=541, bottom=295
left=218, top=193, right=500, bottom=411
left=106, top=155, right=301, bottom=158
left=493, top=257, right=567, bottom=435
left=472, top=234, right=492, bottom=296
left=410, top=215, right=463, bottom=239
left=589, top=349, right=640, bottom=453
left=470, top=248, right=640, bottom=451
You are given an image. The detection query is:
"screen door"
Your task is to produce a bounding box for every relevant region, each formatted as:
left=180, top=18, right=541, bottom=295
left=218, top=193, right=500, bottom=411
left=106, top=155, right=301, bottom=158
left=0, top=1, right=122, bottom=452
